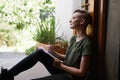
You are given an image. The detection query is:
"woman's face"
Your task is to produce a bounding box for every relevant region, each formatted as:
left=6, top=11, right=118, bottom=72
left=69, top=12, right=82, bottom=29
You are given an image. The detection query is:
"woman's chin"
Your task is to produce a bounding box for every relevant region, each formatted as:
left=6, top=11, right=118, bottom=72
left=70, top=27, right=74, bottom=29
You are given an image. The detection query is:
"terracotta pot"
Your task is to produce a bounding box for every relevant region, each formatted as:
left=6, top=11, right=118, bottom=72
left=52, top=45, right=67, bottom=54
left=36, top=42, right=67, bottom=54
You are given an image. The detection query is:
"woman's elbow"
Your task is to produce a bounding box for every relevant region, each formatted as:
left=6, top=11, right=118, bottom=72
left=77, top=70, right=88, bottom=77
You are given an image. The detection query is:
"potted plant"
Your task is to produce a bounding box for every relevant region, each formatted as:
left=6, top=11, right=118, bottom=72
left=33, top=18, right=68, bottom=54
left=33, top=18, right=55, bottom=44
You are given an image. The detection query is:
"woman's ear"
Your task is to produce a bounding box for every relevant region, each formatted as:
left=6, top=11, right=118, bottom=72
left=80, top=18, right=85, bottom=24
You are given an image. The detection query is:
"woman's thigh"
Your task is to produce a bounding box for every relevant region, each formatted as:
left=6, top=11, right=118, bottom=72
left=36, top=49, right=62, bottom=74
left=32, top=73, right=72, bottom=80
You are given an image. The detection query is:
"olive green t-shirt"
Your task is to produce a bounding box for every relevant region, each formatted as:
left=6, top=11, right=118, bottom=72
left=63, top=35, right=93, bottom=69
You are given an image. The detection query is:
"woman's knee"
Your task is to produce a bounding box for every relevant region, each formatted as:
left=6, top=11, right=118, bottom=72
left=35, top=49, right=44, bottom=53
left=30, top=49, right=45, bottom=58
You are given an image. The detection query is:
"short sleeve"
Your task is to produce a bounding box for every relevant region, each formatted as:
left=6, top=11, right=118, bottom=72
left=69, top=36, right=76, bottom=44
left=82, top=41, right=93, bottom=56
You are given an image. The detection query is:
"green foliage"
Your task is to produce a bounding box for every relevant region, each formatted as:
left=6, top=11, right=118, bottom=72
left=0, top=26, right=17, bottom=46
left=32, top=0, right=55, bottom=44
left=0, top=0, right=55, bottom=51
left=33, top=18, right=55, bottom=44
left=25, top=46, right=35, bottom=55
left=0, top=0, right=55, bottom=30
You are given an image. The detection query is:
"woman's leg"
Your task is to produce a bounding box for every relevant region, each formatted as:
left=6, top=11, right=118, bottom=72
left=7, top=49, right=60, bottom=77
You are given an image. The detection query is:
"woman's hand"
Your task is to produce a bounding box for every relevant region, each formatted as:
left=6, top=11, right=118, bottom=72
left=53, top=58, right=62, bottom=68
left=45, top=45, right=65, bottom=60
left=45, top=45, right=56, bottom=54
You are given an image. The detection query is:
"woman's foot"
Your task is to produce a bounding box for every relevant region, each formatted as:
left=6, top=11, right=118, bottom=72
left=0, top=67, right=14, bottom=80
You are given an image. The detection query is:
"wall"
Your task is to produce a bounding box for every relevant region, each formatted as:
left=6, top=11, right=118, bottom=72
left=105, top=0, right=120, bottom=80
left=55, top=0, right=73, bottom=41
left=55, top=0, right=82, bottom=41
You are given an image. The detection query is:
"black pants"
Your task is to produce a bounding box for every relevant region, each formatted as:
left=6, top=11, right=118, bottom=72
left=8, top=49, right=72, bottom=80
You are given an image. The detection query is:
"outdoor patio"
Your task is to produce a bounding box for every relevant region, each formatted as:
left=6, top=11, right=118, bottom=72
left=0, top=52, right=50, bottom=80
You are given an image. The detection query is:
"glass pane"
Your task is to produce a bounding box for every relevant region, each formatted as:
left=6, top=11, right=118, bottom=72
left=80, top=0, right=85, bottom=10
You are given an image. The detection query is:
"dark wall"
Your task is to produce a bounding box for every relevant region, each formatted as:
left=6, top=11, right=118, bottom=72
left=105, top=0, right=120, bottom=80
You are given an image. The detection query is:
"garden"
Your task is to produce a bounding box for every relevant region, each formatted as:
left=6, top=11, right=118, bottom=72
left=0, top=0, right=68, bottom=55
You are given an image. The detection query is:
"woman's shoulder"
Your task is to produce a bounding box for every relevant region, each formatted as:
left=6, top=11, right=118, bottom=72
left=70, top=35, right=76, bottom=41
left=83, top=36, right=93, bottom=46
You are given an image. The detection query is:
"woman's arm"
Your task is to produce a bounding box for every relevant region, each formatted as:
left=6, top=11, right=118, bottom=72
left=53, top=55, right=90, bottom=77
left=53, top=51, right=65, bottom=60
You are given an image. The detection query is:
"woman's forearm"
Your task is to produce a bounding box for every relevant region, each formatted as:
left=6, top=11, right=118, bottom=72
left=60, top=56, right=90, bottom=77
left=60, top=64, right=86, bottom=77
left=54, top=51, right=65, bottom=60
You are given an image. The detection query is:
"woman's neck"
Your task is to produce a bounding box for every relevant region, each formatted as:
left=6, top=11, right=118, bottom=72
left=76, top=30, right=86, bottom=42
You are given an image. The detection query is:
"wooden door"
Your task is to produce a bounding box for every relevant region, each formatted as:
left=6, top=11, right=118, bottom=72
left=81, top=1, right=98, bottom=80
left=94, top=0, right=107, bottom=80
left=73, top=0, right=107, bottom=79
left=82, top=0, right=107, bottom=80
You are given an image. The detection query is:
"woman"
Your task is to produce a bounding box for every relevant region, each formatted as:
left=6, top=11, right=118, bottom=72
left=0, top=9, right=93, bottom=80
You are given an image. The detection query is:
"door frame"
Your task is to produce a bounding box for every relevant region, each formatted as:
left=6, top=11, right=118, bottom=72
left=94, top=0, right=107, bottom=80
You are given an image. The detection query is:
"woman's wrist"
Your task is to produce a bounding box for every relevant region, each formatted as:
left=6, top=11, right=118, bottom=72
left=59, top=63, right=64, bottom=69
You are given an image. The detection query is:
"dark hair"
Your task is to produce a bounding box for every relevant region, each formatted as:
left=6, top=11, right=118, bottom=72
left=73, top=9, right=92, bottom=26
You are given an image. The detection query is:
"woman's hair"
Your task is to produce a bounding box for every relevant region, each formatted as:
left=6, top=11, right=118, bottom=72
left=73, top=9, right=92, bottom=27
